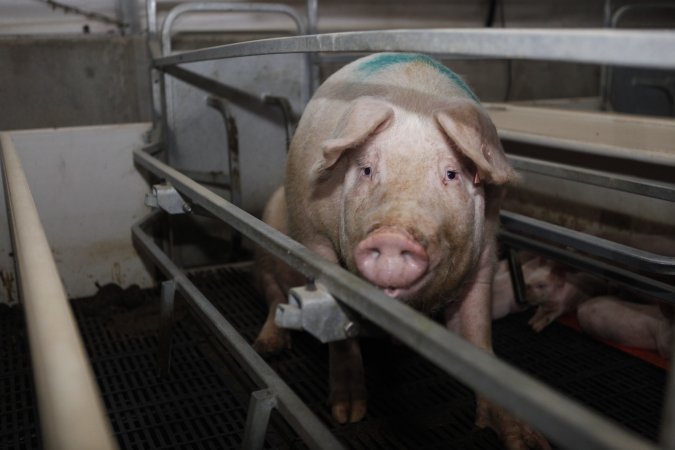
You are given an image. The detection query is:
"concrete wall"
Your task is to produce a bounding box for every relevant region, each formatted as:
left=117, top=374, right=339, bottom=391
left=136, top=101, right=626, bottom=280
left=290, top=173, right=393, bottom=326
left=0, top=123, right=154, bottom=305
left=0, top=35, right=151, bottom=131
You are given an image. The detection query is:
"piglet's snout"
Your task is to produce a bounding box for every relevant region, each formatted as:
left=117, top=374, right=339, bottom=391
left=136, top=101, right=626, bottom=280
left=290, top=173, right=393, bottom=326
left=355, top=230, right=429, bottom=291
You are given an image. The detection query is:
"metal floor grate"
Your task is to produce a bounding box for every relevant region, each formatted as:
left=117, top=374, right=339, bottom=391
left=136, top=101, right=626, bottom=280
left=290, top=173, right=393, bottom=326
left=0, top=266, right=667, bottom=449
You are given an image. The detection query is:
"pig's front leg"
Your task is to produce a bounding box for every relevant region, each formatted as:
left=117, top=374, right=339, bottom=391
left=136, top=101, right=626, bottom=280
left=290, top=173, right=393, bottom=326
left=253, top=259, right=294, bottom=353
left=329, top=338, right=367, bottom=424
left=446, top=251, right=550, bottom=450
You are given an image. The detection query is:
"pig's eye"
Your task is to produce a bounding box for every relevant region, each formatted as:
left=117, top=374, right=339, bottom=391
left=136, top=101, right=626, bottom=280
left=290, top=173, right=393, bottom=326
left=361, top=166, right=372, bottom=177
left=445, top=170, right=457, bottom=181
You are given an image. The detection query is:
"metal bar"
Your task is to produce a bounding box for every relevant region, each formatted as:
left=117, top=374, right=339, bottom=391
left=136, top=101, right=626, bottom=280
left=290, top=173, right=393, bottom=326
left=307, top=0, right=317, bottom=34
left=500, top=129, right=675, bottom=170
left=501, top=210, right=675, bottom=275
left=206, top=96, right=243, bottom=253
left=161, top=3, right=307, bottom=55
left=146, top=0, right=157, bottom=38
left=241, top=389, right=277, bottom=450
left=131, top=213, right=345, bottom=450
left=157, top=279, right=176, bottom=377
left=661, top=325, right=675, bottom=449
left=154, top=28, right=675, bottom=70
left=164, top=65, right=269, bottom=110
left=509, top=154, right=675, bottom=202
left=0, top=133, right=118, bottom=450
left=611, top=2, right=675, bottom=28
left=499, top=230, right=675, bottom=303
left=506, top=248, right=527, bottom=306
left=133, top=146, right=657, bottom=450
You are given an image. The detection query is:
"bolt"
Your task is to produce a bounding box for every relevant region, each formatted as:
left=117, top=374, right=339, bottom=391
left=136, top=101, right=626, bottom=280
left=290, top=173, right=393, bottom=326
left=182, top=203, right=192, bottom=213
left=344, top=321, right=359, bottom=338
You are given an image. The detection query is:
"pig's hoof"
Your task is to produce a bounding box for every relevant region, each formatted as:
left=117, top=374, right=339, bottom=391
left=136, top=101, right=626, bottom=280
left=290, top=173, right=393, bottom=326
left=476, top=398, right=551, bottom=450
left=252, top=331, right=291, bottom=354
left=331, top=398, right=367, bottom=424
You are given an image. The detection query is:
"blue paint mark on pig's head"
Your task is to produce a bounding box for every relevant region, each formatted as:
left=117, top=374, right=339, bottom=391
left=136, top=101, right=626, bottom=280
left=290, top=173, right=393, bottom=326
left=357, top=53, right=480, bottom=103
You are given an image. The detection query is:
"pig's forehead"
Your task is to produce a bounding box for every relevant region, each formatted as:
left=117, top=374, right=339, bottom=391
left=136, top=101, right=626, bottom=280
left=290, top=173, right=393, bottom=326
left=353, top=53, right=480, bottom=103
left=370, top=115, right=461, bottom=158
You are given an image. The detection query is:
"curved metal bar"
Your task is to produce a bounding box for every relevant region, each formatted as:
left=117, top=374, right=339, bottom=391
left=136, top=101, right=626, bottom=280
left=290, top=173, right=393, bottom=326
left=154, top=28, right=675, bottom=69
left=161, top=2, right=307, bottom=55
left=498, top=229, right=675, bottom=303
left=501, top=210, right=675, bottom=276
left=611, top=2, right=675, bottom=28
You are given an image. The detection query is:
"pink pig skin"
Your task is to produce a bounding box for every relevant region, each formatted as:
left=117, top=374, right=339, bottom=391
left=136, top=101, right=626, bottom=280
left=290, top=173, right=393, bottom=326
left=578, top=296, right=673, bottom=357
left=253, top=53, right=549, bottom=450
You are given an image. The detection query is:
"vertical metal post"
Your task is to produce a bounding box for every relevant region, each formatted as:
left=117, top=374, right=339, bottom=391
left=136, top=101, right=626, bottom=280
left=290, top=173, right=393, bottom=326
left=241, top=389, right=277, bottom=450
left=206, top=97, right=243, bottom=253
left=306, top=0, right=320, bottom=96
left=506, top=248, right=528, bottom=306
left=158, top=279, right=176, bottom=377
left=660, top=327, right=675, bottom=449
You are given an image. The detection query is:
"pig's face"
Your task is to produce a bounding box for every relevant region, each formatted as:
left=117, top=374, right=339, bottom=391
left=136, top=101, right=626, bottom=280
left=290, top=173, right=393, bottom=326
left=315, top=97, right=515, bottom=314
left=340, top=111, right=484, bottom=312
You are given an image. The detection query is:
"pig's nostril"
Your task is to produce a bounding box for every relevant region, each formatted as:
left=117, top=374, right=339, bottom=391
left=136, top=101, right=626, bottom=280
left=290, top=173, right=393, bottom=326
left=355, top=230, right=429, bottom=290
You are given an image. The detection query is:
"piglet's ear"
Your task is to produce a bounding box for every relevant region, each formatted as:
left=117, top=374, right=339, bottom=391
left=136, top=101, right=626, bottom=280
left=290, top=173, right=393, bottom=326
left=320, top=97, right=393, bottom=170
left=435, top=99, right=517, bottom=186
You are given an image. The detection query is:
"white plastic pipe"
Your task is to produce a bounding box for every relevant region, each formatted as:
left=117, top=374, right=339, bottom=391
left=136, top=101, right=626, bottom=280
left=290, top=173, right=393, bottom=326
left=0, top=133, right=118, bottom=450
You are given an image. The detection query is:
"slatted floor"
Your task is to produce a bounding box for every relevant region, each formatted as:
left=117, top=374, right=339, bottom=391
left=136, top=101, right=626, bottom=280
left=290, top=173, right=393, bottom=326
left=0, top=266, right=667, bottom=449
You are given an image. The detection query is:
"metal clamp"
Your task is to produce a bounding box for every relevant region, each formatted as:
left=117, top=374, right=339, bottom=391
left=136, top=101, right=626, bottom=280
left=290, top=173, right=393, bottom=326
left=145, top=183, right=192, bottom=214
left=275, top=282, right=359, bottom=343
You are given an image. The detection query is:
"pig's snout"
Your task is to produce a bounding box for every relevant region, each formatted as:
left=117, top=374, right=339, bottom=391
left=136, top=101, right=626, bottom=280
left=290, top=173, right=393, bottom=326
left=355, top=230, right=429, bottom=296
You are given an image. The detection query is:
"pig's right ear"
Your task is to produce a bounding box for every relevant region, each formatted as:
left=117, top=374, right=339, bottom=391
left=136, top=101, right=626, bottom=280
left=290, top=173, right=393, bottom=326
left=319, top=98, right=393, bottom=171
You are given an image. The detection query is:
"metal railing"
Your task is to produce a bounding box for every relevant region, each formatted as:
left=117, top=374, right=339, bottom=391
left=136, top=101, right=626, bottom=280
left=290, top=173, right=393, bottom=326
left=143, top=8, right=675, bottom=450
left=0, top=133, right=118, bottom=450
left=133, top=146, right=657, bottom=450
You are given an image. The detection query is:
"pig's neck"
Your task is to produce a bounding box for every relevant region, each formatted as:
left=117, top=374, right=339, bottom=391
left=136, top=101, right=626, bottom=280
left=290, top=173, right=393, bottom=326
left=558, top=273, right=605, bottom=306
left=566, top=272, right=607, bottom=297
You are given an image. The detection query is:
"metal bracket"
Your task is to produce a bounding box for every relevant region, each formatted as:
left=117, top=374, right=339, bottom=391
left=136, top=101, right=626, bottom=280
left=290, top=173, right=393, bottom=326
left=275, top=282, right=358, bottom=343
left=241, top=389, right=277, bottom=450
left=145, top=183, right=192, bottom=214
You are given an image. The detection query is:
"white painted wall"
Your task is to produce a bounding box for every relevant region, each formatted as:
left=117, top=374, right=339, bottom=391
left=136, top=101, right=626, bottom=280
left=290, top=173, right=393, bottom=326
left=0, top=123, right=154, bottom=305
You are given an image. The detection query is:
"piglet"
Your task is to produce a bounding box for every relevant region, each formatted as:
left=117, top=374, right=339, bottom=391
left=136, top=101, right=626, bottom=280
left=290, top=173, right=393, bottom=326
left=253, top=53, right=549, bottom=450
left=577, top=295, right=673, bottom=357
left=522, top=259, right=605, bottom=332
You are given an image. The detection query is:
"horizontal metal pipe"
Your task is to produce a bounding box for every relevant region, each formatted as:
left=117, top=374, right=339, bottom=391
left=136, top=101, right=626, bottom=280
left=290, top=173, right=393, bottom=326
left=501, top=210, right=675, bottom=275
left=499, top=230, right=675, bottom=303
left=133, top=146, right=657, bottom=450
left=508, top=154, right=675, bottom=202
left=131, top=213, right=345, bottom=450
left=154, top=28, right=675, bottom=70
left=0, top=133, right=118, bottom=450
left=162, top=2, right=306, bottom=55
left=500, top=129, right=675, bottom=170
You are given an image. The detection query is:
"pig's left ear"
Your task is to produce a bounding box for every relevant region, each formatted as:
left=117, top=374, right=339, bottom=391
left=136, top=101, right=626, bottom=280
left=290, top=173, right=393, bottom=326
left=319, top=97, right=394, bottom=171
left=435, top=99, right=517, bottom=185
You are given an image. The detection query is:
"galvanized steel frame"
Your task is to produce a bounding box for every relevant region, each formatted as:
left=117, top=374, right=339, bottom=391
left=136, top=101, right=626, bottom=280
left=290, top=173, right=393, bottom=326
left=142, top=12, right=675, bottom=450
left=154, top=28, right=675, bottom=69
left=134, top=146, right=657, bottom=450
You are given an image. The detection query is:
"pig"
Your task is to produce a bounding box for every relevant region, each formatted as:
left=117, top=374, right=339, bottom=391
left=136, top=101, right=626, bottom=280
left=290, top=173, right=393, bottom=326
left=253, top=53, right=549, bottom=450
left=577, top=295, right=673, bottom=357
left=525, top=259, right=606, bottom=333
